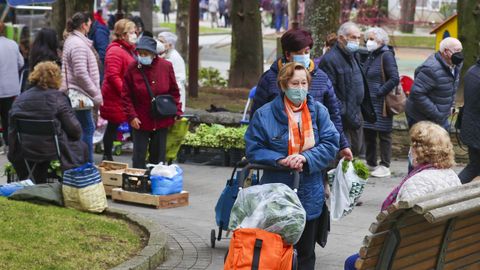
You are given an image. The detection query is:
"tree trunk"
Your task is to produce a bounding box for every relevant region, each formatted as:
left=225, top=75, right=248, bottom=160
left=399, top=0, right=416, bottom=33
left=176, top=0, right=190, bottom=61
left=288, top=0, right=299, bottom=29
left=228, top=0, right=263, bottom=88
left=304, top=0, right=341, bottom=58
left=51, top=0, right=66, bottom=38
left=457, top=0, right=480, bottom=102
left=52, top=0, right=94, bottom=39
left=139, top=0, right=153, bottom=32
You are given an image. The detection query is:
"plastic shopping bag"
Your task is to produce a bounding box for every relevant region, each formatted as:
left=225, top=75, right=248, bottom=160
left=330, top=158, right=368, bottom=221
left=166, top=118, right=190, bottom=162
left=229, top=183, right=306, bottom=245
left=150, top=164, right=183, bottom=195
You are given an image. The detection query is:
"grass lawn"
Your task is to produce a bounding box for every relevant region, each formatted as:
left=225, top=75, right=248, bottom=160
left=187, top=87, right=250, bottom=113
left=159, top=22, right=231, bottom=35
left=389, top=35, right=435, bottom=49
left=0, top=197, right=145, bottom=270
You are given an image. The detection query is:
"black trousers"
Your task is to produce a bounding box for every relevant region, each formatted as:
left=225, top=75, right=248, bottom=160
left=294, top=216, right=320, bottom=270
left=344, top=126, right=364, bottom=157
left=13, top=160, right=50, bottom=184
left=459, top=146, right=480, bottom=184
left=0, top=97, right=15, bottom=145
left=132, top=128, right=168, bottom=169
left=103, top=122, right=120, bottom=158
left=364, top=128, right=392, bottom=167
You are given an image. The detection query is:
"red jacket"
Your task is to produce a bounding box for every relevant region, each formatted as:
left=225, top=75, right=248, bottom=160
left=122, top=57, right=182, bottom=131
left=100, top=40, right=136, bottom=124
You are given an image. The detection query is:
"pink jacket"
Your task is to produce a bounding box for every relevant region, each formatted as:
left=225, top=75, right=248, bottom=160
left=61, top=31, right=102, bottom=105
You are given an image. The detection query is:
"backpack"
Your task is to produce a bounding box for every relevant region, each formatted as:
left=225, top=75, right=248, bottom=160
left=224, top=228, right=296, bottom=270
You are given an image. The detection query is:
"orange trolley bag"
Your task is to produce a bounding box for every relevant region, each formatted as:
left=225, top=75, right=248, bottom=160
left=224, top=228, right=295, bottom=270
left=224, top=164, right=301, bottom=270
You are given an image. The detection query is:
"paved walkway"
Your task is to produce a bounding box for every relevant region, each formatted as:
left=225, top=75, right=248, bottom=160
left=0, top=153, right=465, bottom=269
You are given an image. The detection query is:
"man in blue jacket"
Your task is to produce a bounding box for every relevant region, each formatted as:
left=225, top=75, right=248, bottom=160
left=405, top=37, right=463, bottom=130
left=250, top=28, right=353, bottom=160
left=318, top=21, right=376, bottom=158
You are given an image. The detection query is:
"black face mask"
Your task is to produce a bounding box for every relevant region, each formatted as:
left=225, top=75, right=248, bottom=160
left=451, top=52, right=464, bottom=65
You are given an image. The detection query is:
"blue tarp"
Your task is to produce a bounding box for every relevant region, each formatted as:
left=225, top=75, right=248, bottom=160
left=7, top=0, right=55, bottom=6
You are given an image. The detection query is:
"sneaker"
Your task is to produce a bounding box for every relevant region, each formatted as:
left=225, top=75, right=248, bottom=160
left=371, top=165, right=391, bottom=178
left=367, top=165, right=378, bottom=171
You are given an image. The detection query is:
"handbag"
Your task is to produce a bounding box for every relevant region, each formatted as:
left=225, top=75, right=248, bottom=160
left=380, top=53, right=406, bottom=117
left=138, top=66, right=178, bottom=119
left=316, top=202, right=330, bottom=248
left=64, top=64, right=94, bottom=110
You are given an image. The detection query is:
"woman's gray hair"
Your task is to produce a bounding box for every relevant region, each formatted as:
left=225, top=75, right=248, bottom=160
left=337, top=21, right=359, bottom=37
left=365, top=27, right=389, bottom=45
left=157, top=31, right=178, bottom=46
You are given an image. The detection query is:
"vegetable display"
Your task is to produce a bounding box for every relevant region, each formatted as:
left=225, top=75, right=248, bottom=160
left=182, top=124, right=247, bottom=149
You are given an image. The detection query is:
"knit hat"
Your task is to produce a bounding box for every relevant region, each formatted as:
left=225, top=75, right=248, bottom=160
left=136, top=36, right=157, bottom=55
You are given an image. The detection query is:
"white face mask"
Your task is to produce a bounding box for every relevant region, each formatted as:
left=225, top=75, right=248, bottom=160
left=128, top=33, right=138, bottom=44
left=366, top=40, right=379, bottom=52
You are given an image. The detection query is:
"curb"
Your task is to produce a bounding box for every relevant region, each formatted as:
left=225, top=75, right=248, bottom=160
left=106, top=208, right=168, bottom=270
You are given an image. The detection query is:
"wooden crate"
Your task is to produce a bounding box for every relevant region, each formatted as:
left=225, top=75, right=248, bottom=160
left=103, top=184, right=116, bottom=197
left=111, top=188, right=189, bottom=209
left=97, top=161, right=129, bottom=186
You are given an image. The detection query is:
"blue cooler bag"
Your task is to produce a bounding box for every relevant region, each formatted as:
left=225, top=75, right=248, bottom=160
left=150, top=165, right=183, bottom=195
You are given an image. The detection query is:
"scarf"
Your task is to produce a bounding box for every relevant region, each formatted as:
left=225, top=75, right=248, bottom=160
left=381, top=163, right=434, bottom=211
left=284, top=96, right=315, bottom=155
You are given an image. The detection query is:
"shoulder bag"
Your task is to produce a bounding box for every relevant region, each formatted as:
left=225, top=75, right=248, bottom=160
left=380, top=53, right=406, bottom=117
left=138, top=66, right=177, bottom=119
left=65, top=63, right=94, bottom=110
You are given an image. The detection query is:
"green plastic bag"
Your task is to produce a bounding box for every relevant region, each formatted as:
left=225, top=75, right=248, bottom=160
left=166, top=118, right=190, bottom=162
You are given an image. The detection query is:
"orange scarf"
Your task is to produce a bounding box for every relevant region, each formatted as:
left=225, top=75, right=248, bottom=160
left=284, top=96, right=315, bottom=155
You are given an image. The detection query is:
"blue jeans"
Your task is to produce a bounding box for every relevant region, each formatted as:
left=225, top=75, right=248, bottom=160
left=275, top=13, right=283, bottom=31
left=75, top=110, right=94, bottom=163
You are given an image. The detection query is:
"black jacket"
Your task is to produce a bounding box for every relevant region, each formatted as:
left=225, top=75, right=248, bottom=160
left=8, top=87, right=87, bottom=170
left=460, top=60, right=480, bottom=149
left=318, top=43, right=376, bottom=129
left=406, top=52, right=461, bottom=127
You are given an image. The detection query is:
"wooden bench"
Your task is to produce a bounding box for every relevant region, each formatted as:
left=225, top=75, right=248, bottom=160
left=355, top=181, right=480, bottom=270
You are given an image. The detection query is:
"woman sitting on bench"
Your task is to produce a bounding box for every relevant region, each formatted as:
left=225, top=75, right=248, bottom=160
left=344, top=120, right=461, bottom=270
left=8, top=61, right=88, bottom=183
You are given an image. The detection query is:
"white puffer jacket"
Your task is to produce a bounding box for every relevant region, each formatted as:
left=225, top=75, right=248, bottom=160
left=396, top=168, right=461, bottom=202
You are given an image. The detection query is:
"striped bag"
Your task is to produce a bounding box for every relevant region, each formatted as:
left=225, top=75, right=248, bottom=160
left=62, top=163, right=107, bottom=213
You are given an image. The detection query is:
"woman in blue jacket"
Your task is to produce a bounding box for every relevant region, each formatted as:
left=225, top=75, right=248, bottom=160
left=245, top=62, right=339, bottom=269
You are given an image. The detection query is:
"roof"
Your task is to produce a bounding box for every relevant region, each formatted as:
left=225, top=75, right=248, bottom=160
left=430, top=13, right=458, bottom=34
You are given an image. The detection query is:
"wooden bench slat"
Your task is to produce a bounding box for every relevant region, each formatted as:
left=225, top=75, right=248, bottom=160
left=424, top=197, right=480, bottom=223
left=452, top=212, right=480, bottom=230
left=370, top=213, right=426, bottom=234
left=444, top=248, right=480, bottom=270
left=397, top=181, right=480, bottom=209
left=391, top=245, right=439, bottom=269
left=395, top=235, right=443, bottom=259
left=392, top=257, right=436, bottom=270
left=444, top=241, right=480, bottom=263
left=450, top=222, right=480, bottom=241
left=413, top=187, right=480, bottom=214
left=445, top=233, right=480, bottom=255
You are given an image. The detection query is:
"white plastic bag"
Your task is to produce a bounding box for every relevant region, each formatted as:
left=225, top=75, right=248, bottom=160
left=330, top=158, right=367, bottom=220
left=228, top=183, right=306, bottom=245
left=148, top=163, right=179, bottom=178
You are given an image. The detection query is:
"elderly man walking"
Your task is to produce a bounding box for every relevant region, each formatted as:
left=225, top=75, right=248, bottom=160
left=318, top=21, right=376, bottom=157
left=405, top=37, right=463, bottom=130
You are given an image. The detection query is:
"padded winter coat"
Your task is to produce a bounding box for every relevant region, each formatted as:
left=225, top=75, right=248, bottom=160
left=405, top=52, right=460, bottom=127
left=122, top=57, right=182, bottom=131
left=251, top=58, right=349, bottom=150
left=363, top=45, right=400, bottom=132
left=245, top=94, right=339, bottom=220
left=460, top=61, right=480, bottom=149
left=100, top=40, right=136, bottom=124
left=318, top=43, right=376, bottom=129
left=396, top=168, right=461, bottom=202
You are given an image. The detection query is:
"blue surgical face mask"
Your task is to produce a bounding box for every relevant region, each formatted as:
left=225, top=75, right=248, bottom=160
left=285, top=88, right=308, bottom=105
left=138, top=55, right=153, bottom=66
left=346, top=41, right=360, bottom=53
left=292, top=53, right=311, bottom=69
